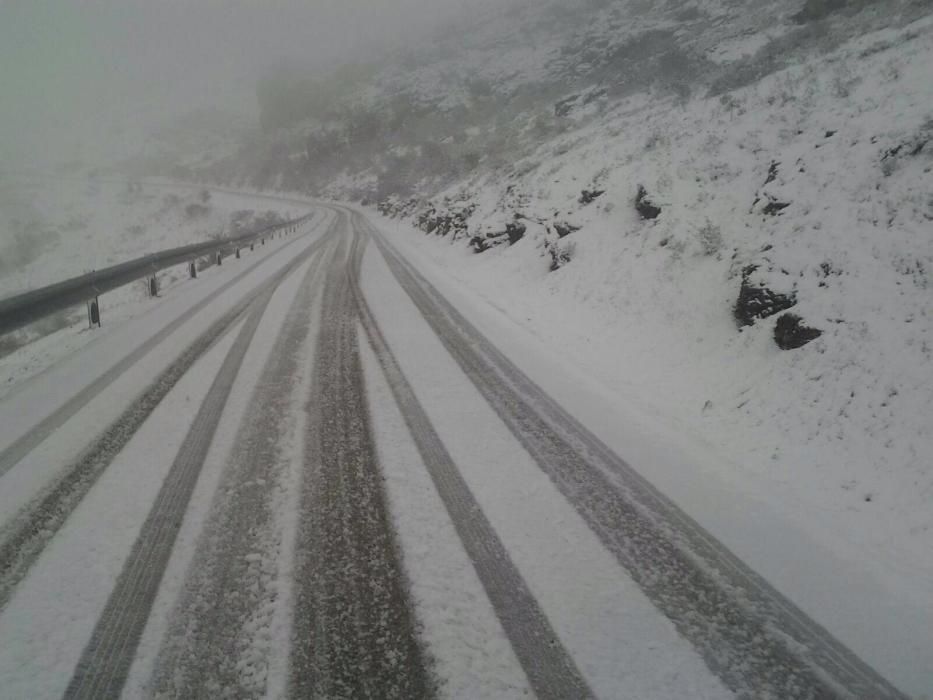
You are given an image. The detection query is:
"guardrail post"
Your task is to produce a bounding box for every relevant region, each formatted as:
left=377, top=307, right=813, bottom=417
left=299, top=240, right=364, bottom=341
left=216, top=251, right=223, bottom=266
left=250, top=243, right=254, bottom=252
left=235, top=247, right=241, bottom=259
left=189, top=261, right=197, bottom=279
left=148, top=275, right=159, bottom=297
left=87, top=297, right=101, bottom=329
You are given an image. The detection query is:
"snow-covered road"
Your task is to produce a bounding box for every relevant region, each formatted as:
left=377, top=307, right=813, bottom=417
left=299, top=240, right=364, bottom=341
left=0, top=201, right=912, bottom=698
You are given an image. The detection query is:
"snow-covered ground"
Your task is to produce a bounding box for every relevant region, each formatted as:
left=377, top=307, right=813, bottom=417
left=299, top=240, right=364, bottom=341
left=369, top=200, right=933, bottom=696
left=353, top=20, right=933, bottom=687
left=371, top=11, right=933, bottom=648
left=0, top=176, right=305, bottom=299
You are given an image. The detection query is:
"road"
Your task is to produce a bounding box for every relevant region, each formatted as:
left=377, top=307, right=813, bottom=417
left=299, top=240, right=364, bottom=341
left=0, top=202, right=910, bottom=699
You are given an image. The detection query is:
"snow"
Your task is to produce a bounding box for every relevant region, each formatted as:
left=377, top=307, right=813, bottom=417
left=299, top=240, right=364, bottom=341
left=359, top=327, right=533, bottom=699
left=0, top=220, right=323, bottom=528
left=0, top=183, right=321, bottom=393
left=0, top=319, right=242, bottom=699
left=367, top=164, right=933, bottom=694
left=356, top=11, right=933, bottom=695
left=123, top=244, right=326, bottom=699
left=0, top=177, right=305, bottom=299
left=359, top=241, right=733, bottom=699
left=0, top=211, right=327, bottom=699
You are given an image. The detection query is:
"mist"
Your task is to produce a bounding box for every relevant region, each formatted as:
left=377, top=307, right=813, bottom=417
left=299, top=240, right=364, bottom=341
left=0, top=0, right=511, bottom=171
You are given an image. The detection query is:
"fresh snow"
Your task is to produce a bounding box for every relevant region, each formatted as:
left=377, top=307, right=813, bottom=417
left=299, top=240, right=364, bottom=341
left=348, top=10, right=933, bottom=696
left=0, top=320, right=243, bottom=699
left=123, top=244, right=326, bottom=699
left=360, top=331, right=534, bottom=699
left=359, top=241, right=733, bottom=699
left=0, top=177, right=305, bottom=298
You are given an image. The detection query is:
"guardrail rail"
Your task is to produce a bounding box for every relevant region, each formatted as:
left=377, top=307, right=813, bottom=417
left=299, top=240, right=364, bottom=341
left=0, top=214, right=312, bottom=336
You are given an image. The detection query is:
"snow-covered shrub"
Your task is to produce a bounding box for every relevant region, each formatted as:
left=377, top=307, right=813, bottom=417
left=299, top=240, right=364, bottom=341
left=696, top=221, right=723, bottom=257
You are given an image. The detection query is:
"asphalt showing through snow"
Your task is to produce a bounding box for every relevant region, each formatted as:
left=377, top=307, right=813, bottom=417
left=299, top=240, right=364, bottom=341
left=289, top=219, right=432, bottom=698
left=0, top=200, right=911, bottom=699
left=0, top=215, right=324, bottom=480
left=148, top=225, right=336, bottom=697
left=356, top=210, right=908, bottom=700
left=65, top=224, right=333, bottom=699
left=350, top=214, right=594, bottom=700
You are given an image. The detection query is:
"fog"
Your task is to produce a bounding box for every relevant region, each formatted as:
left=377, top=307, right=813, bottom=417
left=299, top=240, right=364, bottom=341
left=0, top=0, right=508, bottom=170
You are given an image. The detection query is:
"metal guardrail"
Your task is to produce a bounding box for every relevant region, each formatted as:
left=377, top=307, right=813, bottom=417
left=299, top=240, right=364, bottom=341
left=0, top=214, right=312, bottom=336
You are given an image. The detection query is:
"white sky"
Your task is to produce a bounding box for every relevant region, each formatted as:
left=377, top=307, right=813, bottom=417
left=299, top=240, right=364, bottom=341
left=0, top=0, right=509, bottom=169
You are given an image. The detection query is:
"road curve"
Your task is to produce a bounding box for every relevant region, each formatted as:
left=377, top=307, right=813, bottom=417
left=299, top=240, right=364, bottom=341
left=0, top=197, right=912, bottom=700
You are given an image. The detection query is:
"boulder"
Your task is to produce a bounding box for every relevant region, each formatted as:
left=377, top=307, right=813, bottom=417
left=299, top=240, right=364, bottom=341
left=762, top=198, right=791, bottom=216
left=635, top=185, right=661, bottom=220
left=553, top=221, right=581, bottom=238
left=579, top=188, right=605, bottom=205
left=774, top=313, right=823, bottom=349
left=506, top=221, right=526, bottom=245
left=734, top=265, right=797, bottom=327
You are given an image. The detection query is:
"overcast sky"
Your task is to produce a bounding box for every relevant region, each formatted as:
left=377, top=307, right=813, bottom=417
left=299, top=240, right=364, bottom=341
left=0, top=0, right=506, bottom=169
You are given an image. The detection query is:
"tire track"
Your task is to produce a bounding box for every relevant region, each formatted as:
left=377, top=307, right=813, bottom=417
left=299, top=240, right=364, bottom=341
left=0, top=210, right=325, bottom=479
left=289, top=218, right=432, bottom=699
left=358, top=211, right=907, bottom=700
left=62, top=234, right=332, bottom=699
left=0, top=232, right=331, bottom=612
left=147, top=233, right=335, bottom=698
left=348, top=220, right=594, bottom=700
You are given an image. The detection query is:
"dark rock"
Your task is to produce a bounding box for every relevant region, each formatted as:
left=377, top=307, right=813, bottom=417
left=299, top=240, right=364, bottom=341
left=825, top=130, right=837, bottom=138
left=470, top=236, right=488, bottom=253
left=579, top=189, right=605, bottom=205
left=506, top=222, right=526, bottom=245
left=882, top=143, right=904, bottom=161
left=635, top=185, right=661, bottom=220
left=791, top=0, right=850, bottom=24
left=413, top=202, right=475, bottom=240
left=774, top=313, right=823, bottom=349
left=547, top=241, right=574, bottom=271
left=553, top=221, right=580, bottom=238
left=734, top=265, right=797, bottom=327
left=762, top=198, right=791, bottom=216
left=555, top=95, right=579, bottom=118
left=763, top=161, right=780, bottom=186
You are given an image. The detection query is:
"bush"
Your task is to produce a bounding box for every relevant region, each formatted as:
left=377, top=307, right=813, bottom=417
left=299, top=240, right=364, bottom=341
left=697, top=221, right=722, bottom=256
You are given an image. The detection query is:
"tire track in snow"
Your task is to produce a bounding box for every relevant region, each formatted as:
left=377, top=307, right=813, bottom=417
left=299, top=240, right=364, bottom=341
left=348, top=218, right=594, bottom=700
left=0, top=228, right=330, bottom=612
left=147, top=231, right=335, bottom=698
left=358, top=211, right=907, bottom=700
left=0, top=210, right=324, bottom=480
left=63, top=233, right=332, bottom=700
left=289, top=218, right=432, bottom=699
